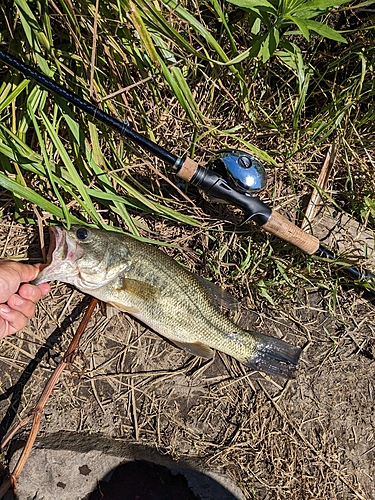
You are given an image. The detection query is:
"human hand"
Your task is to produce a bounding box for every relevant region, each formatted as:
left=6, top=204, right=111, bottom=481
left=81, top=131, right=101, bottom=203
left=0, top=261, right=50, bottom=339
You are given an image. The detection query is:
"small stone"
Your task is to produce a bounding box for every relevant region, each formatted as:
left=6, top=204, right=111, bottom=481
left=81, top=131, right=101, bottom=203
left=79, top=465, right=92, bottom=476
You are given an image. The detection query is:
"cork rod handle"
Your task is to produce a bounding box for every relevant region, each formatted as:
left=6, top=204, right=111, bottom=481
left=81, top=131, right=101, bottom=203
left=263, top=211, right=320, bottom=255
left=177, top=157, right=199, bottom=182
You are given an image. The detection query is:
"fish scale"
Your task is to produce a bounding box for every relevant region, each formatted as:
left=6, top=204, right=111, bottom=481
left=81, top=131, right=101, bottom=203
left=34, top=225, right=301, bottom=378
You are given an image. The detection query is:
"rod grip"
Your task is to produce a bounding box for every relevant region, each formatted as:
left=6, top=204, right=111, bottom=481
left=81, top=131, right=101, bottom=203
left=262, top=210, right=320, bottom=255
left=177, top=157, right=199, bottom=181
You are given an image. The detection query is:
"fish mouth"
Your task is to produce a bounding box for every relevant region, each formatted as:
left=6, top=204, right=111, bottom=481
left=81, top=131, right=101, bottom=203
left=33, top=227, right=79, bottom=285
left=42, top=226, right=65, bottom=266
left=46, top=227, right=58, bottom=265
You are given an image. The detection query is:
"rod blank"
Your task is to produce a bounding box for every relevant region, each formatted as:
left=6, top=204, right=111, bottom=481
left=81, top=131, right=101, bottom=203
left=0, top=48, right=181, bottom=168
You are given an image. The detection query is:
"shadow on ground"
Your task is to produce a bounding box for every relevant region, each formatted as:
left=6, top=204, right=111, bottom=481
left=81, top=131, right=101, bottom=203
left=86, top=460, right=237, bottom=500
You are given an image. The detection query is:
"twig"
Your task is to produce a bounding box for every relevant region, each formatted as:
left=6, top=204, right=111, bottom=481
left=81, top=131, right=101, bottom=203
left=0, top=221, right=13, bottom=259
left=302, top=142, right=337, bottom=232
left=130, top=378, right=139, bottom=441
left=33, top=206, right=47, bottom=262
left=0, top=298, right=98, bottom=498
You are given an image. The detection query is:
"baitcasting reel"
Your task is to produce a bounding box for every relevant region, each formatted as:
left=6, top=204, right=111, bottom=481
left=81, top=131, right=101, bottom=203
left=189, top=148, right=271, bottom=226
left=208, top=149, right=267, bottom=196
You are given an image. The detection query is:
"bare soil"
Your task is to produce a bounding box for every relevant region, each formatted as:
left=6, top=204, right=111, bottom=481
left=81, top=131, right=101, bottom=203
left=0, top=202, right=374, bottom=500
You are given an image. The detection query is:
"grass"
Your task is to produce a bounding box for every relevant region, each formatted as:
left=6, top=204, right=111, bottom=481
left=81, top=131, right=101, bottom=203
left=0, top=4, right=375, bottom=496
left=0, top=0, right=374, bottom=295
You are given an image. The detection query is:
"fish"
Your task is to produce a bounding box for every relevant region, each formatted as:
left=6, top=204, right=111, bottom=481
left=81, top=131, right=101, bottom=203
left=34, top=225, right=301, bottom=378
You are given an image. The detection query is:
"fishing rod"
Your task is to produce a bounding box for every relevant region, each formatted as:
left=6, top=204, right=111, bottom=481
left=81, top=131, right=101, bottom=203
left=0, top=48, right=374, bottom=285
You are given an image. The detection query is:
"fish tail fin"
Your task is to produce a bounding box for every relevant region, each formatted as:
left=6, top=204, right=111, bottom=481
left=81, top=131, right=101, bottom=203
left=243, top=332, right=301, bottom=379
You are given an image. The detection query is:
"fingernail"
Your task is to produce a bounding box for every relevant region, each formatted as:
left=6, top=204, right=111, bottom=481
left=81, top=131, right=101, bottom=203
left=22, top=284, right=36, bottom=298
left=12, top=296, right=24, bottom=307
left=0, top=305, right=11, bottom=314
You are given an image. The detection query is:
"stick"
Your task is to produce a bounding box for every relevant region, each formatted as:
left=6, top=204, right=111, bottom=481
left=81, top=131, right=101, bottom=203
left=0, top=298, right=98, bottom=498
left=302, top=142, right=337, bottom=232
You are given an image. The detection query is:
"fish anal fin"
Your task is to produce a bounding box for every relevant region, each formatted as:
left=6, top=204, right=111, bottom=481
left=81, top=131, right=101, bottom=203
left=117, top=278, right=159, bottom=301
left=173, top=340, right=214, bottom=359
left=195, top=276, right=238, bottom=310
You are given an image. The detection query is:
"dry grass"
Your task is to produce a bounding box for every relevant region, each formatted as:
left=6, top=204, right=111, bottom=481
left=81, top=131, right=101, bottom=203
left=1, top=200, right=375, bottom=499
left=1, top=1, right=375, bottom=498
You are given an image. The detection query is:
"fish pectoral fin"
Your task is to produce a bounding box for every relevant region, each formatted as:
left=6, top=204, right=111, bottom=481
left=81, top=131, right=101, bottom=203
left=173, top=340, right=214, bottom=359
left=102, top=303, right=122, bottom=319
left=117, top=278, right=159, bottom=301
left=107, top=301, right=140, bottom=315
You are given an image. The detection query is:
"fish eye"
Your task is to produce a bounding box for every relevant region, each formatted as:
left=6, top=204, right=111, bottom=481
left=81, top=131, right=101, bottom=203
left=76, top=227, right=89, bottom=241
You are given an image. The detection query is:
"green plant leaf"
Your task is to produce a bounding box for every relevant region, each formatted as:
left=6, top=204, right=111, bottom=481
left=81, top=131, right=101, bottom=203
left=221, top=33, right=267, bottom=65
left=0, top=172, right=84, bottom=224
left=28, top=104, right=72, bottom=228
left=294, top=0, right=351, bottom=12
left=14, top=0, right=52, bottom=75
left=259, top=27, right=280, bottom=62
left=128, top=0, right=160, bottom=66
left=285, top=14, right=310, bottom=41
left=0, top=80, right=30, bottom=115
left=40, top=110, right=102, bottom=223
left=226, top=0, right=277, bottom=13
left=293, top=0, right=351, bottom=19
left=163, top=0, right=230, bottom=61
left=305, top=19, right=347, bottom=43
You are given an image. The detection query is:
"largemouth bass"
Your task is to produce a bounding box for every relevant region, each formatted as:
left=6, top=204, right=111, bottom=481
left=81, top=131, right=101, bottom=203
left=34, top=226, right=301, bottom=378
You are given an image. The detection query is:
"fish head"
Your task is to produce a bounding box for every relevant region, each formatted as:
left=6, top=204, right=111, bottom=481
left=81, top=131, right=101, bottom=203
left=34, top=225, right=132, bottom=291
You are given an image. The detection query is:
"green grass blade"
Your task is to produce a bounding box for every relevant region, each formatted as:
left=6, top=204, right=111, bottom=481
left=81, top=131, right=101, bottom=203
left=28, top=104, right=72, bottom=228
left=0, top=80, right=30, bottom=115
left=0, top=171, right=84, bottom=224
left=40, top=110, right=102, bottom=223
left=14, top=0, right=52, bottom=75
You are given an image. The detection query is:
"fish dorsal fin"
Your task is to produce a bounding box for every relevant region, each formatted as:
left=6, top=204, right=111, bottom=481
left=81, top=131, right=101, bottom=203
left=173, top=340, right=214, bottom=359
left=195, top=276, right=238, bottom=310
left=117, top=278, right=159, bottom=301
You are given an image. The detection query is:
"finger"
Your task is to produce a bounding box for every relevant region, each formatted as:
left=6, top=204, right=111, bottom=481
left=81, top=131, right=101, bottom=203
left=0, top=261, right=39, bottom=283
left=18, top=284, right=43, bottom=303
left=0, top=312, right=10, bottom=339
left=38, top=283, right=51, bottom=296
left=18, top=283, right=50, bottom=303
left=0, top=305, right=30, bottom=338
left=7, top=293, right=36, bottom=320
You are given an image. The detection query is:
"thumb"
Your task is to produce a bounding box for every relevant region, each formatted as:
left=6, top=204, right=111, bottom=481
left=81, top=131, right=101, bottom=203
left=7, top=262, right=40, bottom=283
left=0, top=262, right=39, bottom=303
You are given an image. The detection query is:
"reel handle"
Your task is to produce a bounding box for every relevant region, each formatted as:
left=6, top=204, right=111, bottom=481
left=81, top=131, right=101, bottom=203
left=178, top=159, right=320, bottom=255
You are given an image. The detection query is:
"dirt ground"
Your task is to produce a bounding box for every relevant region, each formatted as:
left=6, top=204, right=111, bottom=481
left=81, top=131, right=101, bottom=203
left=0, top=198, right=375, bottom=500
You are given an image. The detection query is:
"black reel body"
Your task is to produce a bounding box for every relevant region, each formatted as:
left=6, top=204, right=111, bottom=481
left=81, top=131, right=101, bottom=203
left=208, top=149, right=267, bottom=195
left=191, top=149, right=271, bottom=226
